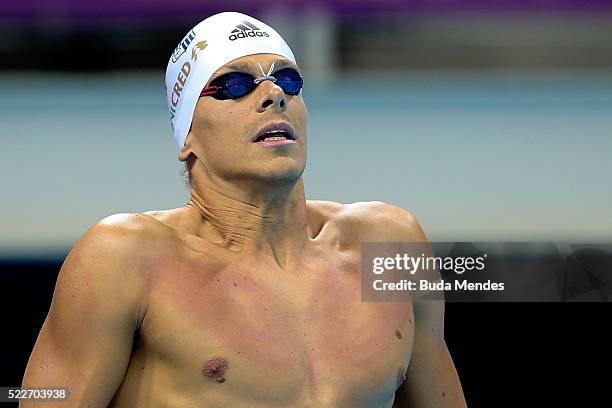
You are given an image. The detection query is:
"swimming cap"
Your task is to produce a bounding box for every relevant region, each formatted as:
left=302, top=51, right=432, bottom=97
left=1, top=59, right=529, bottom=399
left=165, top=12, right=296, bottom=150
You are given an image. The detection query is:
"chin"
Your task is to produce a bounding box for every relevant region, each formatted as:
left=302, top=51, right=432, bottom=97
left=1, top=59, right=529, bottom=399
left=251, top=160, right=306, bottom=185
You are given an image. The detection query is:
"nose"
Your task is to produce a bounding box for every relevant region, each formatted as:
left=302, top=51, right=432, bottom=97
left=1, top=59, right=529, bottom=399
left=256, top=81, right=287, bottom=113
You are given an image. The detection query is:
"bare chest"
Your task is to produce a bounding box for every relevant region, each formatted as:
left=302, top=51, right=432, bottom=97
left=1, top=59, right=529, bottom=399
left=134, top=249, right=414, bottom=407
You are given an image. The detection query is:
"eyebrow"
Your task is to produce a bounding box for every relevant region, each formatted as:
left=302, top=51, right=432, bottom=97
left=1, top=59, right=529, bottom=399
left=212, top=59, right=299, bottom=79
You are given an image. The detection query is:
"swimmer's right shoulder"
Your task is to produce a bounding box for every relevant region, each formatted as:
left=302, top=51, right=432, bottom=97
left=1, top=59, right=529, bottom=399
left=69, top=212, right=171, bottom=271
left=92, top=212, right=175, bottom=242
left=96, top=212, right=167, bottom=232
left=56, top=213, right=159, bottom=329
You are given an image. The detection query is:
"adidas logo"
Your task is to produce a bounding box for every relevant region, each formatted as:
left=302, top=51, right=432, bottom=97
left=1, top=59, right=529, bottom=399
left=228, top=20, right=270, bottom=41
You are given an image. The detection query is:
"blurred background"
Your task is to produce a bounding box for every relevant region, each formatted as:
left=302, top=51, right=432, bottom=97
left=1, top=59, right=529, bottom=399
left=2, top=0, right=612, bottom=256
left=1, top=1, right=612, bottom=406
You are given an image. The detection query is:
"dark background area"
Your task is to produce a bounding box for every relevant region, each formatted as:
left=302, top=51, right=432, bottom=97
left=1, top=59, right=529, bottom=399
left=4, top=0, right=612, bottom=72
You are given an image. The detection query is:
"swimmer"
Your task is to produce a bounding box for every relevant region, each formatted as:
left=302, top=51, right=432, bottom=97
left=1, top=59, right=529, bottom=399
left=21, top=12, right=466, bottom=408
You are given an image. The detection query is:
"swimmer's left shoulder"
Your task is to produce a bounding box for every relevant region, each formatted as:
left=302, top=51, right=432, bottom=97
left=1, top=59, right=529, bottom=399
left=338, top=201, right=428, bottom=243
left=306, top=200, right=344, bottom=214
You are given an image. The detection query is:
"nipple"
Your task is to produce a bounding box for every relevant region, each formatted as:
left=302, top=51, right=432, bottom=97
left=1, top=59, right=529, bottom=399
left=202, top=356, right=229, bottom=383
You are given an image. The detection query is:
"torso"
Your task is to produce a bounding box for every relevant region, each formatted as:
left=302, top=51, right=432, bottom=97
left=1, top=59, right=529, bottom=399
left=109, top=201, right=415, bottom=408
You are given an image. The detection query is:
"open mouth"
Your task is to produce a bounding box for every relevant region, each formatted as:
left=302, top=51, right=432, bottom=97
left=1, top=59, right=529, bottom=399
left=254, top=129, right=296, bottom=143
left=252, top=123, right=297, bottom=145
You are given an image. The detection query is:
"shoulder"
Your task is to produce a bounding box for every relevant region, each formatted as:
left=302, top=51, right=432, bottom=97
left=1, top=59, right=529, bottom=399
left=306, top=200, right=344, bottom=223
left=341, top=201, right=427, bottom=243
left=51, top=212, right=170, bottom=328
left=307, top=200, right=427, bottom=247
left=74, top=212, right=171, bottom=257
left=58, top=212, right=172, bottom=297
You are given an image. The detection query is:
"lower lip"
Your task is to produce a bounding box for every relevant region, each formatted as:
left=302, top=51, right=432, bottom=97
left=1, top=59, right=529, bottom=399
left=253, top=139, right=296, bottom=147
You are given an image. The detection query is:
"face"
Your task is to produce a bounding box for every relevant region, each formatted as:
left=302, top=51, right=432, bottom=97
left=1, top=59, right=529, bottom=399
left=184, top=53, right=308, bottom=186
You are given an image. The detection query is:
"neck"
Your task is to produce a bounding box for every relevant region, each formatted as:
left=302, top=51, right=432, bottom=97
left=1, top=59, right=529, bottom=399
left=185, top=175, right=311, bottom=270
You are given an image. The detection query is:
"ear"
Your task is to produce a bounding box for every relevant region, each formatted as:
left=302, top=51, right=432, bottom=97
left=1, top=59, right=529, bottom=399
left=178, top=130, right=193, bottom=162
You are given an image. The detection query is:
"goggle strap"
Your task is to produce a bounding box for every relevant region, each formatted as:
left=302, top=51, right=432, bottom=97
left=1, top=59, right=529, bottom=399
left=200, top=86, right=220, bottom=97
left=257, top=61, right=275, bottom=76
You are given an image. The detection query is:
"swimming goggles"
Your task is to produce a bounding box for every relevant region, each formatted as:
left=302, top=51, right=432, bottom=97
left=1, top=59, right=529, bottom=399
left=200, top=62, right=303, bottom=100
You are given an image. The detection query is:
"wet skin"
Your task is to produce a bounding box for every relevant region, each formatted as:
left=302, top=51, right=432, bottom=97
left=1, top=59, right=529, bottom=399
left=21, top=54, right=466, bottom=407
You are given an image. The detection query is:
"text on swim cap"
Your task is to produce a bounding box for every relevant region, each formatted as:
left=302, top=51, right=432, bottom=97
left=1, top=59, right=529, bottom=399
left=228, top=20, right=270, bottom=41
left=169, top=61, right=191, bottom=120
left=172, top=30, right=196, bottom=63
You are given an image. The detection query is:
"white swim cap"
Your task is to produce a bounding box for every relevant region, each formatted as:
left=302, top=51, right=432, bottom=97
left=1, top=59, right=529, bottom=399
left=165, top=11, right=296, bottom=150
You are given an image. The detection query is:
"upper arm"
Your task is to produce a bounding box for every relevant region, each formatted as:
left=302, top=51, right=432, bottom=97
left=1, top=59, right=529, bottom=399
left=393, top=301, right=467, bottom=407
left=21, top=214, right=149, bottom=408
left=354, top=202, right=466, bottom=407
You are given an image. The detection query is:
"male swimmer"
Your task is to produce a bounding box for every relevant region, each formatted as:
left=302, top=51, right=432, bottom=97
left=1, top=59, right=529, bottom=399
left=21, top=12, right=466, bottom=408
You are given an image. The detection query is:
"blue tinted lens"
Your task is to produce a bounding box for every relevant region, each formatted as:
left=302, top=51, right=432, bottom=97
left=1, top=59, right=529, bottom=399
left=274, top=68, right=303, bottom=95
left=225, top=77, right=255, bottom=98
left=212, top=72, right=255, bottom=99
